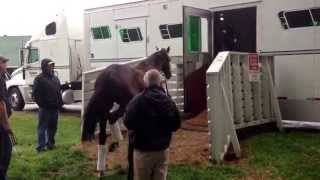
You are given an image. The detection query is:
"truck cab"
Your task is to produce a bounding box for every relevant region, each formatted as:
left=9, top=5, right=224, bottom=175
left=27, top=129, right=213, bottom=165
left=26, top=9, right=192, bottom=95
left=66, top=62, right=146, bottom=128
left=6, top=13, right=85, bottom=111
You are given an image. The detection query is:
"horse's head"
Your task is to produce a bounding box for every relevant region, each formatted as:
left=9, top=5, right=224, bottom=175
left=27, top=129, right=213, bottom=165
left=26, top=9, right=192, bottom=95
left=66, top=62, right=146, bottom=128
left=154, top=47, right=172, bottom=79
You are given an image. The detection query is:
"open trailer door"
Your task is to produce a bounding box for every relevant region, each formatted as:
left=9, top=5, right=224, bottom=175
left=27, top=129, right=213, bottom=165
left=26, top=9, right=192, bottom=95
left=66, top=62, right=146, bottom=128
left=183, top=6, right=212, bottom=115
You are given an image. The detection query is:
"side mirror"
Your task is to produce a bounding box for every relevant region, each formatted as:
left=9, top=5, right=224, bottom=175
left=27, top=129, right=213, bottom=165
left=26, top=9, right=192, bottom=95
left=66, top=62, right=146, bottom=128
left=20, top=49, right=24, bottom=66
left=20, top=48, right=29, bottom=66
left=20, top=48, right=29, bottom=80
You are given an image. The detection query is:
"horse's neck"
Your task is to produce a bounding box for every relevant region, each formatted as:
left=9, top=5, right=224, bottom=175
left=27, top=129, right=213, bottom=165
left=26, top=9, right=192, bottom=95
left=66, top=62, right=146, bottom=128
left=135, top=61, right=157, bottom=75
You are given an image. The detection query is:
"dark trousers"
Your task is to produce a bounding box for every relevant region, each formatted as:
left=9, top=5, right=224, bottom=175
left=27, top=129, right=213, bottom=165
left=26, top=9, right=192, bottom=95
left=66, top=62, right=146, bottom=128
left=128, top=143, right=134, bottom=180
left=37, top=108, right=59, bottom=150
left=0, top=126, right=12, bottom=180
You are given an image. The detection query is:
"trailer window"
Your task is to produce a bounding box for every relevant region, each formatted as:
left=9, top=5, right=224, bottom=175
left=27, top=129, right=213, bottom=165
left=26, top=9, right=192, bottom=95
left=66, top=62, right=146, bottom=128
left=91, top=26, right=111, bottom=39
left=119, top=28, right=143, bottom=42
left=187, top=16, right=208, bottom=53
left=45, top=22, right=56, bottom=36
left=28, top=49, right=39, bottom=64
left=159, top=24, right=182, bottom=39
left=285, top=10, right=313, bottom=28
left=188, top=16, right=201, bottom=52
left=311, top=8, right=320, bottom=26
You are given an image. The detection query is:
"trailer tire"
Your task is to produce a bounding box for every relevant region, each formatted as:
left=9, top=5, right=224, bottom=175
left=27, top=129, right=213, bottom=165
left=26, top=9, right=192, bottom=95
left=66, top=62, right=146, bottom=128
left=9, top=87, right=25, bottom=111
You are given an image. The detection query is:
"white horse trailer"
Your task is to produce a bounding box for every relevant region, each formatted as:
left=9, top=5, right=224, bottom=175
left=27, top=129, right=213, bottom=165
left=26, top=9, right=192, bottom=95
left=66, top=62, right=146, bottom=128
left=83, top=0, right=320, bottom=121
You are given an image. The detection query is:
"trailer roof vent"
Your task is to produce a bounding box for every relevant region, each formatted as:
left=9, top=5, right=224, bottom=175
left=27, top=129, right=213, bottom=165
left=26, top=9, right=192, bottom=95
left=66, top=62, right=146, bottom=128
left=279, top=8, right=320, bottom=29
left=45, top=22, right=56, bottom=36
left=285, top=10, right=313, bottom=28
left=119, top=28, right=143, bottom=42
left=91, top=26, right=111, bottom=39
left=311, top=8, right=320, bottom=26
left=159, top=24, right=182, bottom=39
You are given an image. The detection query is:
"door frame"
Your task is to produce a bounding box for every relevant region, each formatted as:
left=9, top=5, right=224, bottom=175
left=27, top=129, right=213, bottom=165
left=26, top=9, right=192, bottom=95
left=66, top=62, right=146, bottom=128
left=183, top=6, right=213, bottom=114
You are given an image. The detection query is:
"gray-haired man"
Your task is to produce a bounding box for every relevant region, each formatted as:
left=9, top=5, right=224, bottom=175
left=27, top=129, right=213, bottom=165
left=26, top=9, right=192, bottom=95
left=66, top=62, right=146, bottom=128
left=124, top=69, right=181, bottom=180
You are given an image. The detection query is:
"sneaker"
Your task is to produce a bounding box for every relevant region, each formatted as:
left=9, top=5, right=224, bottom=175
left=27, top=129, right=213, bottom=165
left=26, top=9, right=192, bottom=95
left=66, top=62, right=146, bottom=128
left=47, top=145, right=56, bottom=150
left=36, top=147, right=46, bottom=153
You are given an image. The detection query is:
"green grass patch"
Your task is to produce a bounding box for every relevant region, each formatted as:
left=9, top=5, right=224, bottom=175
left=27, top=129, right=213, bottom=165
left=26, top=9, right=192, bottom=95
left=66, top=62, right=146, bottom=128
left=245, top=131, right=320, bottom=180
left=7, top=112, right=320, bottom=180
left=8, top=112, right=96, bottom=180
left=168, top=164, right=244, bottom=180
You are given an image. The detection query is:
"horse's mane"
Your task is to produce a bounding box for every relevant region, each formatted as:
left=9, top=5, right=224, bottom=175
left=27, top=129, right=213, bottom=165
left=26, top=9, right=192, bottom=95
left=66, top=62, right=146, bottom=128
left=135, top=49, right=167, bottom=71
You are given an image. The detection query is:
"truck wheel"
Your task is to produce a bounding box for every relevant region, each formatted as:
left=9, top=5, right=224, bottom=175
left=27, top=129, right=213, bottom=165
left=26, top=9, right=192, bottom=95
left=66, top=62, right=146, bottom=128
left=9, top=87, right=25, bottom=111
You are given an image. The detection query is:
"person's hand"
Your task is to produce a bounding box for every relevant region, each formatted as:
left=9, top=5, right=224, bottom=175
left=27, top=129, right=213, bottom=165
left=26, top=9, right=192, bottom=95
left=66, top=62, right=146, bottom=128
left=3, top=122, right=13, bottom=135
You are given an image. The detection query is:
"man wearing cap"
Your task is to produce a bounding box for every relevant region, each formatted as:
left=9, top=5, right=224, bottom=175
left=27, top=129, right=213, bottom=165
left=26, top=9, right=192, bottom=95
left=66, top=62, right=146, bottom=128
left=33, top=59, right=63, bottom=152
left=0, top=56, right=13, bottom=180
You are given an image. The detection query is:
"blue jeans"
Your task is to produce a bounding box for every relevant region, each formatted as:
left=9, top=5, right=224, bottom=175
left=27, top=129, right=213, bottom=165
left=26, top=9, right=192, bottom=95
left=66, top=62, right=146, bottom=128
left=0, top=125, right=12, bottom=180
left=37, top=108, right=59, bottom=150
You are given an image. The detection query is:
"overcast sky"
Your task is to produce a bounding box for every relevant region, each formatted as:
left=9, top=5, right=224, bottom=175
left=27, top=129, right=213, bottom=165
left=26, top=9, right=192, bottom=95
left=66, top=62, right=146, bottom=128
left=0, top=0, right=135, bottom=36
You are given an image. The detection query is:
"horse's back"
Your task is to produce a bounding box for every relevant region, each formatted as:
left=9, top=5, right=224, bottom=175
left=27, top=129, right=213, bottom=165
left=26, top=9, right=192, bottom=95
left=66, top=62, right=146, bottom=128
left=94, top=64, right=143, bottom=99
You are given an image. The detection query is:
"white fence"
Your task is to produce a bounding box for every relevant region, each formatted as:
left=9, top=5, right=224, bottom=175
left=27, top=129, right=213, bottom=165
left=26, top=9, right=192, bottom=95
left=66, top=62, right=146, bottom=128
left=81, top=57, right=184, bottom=122
left=206, top=52, right=283, bottom=163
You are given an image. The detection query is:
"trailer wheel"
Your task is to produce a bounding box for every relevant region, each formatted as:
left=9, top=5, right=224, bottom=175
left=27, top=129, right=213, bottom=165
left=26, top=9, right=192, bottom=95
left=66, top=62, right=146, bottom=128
left=9, top=87, right=25, bottom=111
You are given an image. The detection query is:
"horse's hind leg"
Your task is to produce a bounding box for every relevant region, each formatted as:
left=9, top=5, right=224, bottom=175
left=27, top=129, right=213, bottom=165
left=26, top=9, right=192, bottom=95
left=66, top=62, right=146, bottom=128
left=108, top=103, right=124, bottom=152
left=97, top=120, right=107, bottom=177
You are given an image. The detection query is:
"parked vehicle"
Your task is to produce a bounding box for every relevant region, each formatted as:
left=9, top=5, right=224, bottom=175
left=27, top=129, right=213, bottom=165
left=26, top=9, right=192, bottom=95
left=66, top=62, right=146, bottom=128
left=6, top=13, right=89, bottom=111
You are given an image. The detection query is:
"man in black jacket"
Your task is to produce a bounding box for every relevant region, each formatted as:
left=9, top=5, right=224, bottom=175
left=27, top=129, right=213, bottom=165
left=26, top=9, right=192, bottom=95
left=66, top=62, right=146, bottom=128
left=33, top=59, right=63, bottom=152
left=0, top=56, right=13, bottom=180
left=124, top=69, right=181, bottom=180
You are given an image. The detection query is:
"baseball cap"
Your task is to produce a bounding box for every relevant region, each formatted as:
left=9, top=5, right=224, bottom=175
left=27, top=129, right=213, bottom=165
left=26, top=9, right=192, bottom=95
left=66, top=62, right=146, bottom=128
left=0, top=56, right=9, bottom=63
left=48, top=61, right=55, bottom=65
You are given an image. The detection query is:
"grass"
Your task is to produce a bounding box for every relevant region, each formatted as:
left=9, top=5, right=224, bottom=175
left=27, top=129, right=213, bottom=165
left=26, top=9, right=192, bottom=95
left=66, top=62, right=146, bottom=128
left=8, top=112, right=96, bottom=180
left=245, top=131, right=320, bottom=180
left=7, top=111, right=320, bottom=180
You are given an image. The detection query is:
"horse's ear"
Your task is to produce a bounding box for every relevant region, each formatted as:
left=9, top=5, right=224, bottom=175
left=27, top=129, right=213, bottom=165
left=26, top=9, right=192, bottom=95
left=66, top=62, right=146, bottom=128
left=155, top=46, right=160, bottom=51
left=166, top=46, right=170, bottom=54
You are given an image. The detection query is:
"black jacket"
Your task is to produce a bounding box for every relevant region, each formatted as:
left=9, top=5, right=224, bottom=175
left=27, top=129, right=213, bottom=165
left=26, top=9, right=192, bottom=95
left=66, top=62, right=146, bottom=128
left=32, top=59, right=63, bottom=109
left=0, top=73, right=11, bottom=117
left=124, top=86, right=181, bottom=151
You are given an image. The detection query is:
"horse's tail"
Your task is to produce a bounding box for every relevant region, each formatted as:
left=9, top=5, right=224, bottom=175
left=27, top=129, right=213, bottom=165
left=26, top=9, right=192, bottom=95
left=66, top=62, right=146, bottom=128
left=82, top=89, right=114, bottom=141
left=82, top=92, right=100, bottom=141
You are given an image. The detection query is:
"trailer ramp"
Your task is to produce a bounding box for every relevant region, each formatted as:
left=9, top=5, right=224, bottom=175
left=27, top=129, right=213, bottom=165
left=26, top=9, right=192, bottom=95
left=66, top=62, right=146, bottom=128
left=206, top=51, right=282, bottom=163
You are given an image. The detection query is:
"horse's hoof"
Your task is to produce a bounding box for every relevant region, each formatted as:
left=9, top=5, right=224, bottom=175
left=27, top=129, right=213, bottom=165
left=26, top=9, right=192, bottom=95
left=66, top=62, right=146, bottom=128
left=109, top=142, right=119, bottom=152
left=98, top=171, right=105, bottom=178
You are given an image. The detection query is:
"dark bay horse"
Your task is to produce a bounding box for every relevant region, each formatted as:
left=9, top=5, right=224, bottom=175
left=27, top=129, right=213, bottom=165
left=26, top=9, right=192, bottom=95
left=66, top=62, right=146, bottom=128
left=82, top=48, right=171, bottom=143
left=81, top=47, right=171, bottom=176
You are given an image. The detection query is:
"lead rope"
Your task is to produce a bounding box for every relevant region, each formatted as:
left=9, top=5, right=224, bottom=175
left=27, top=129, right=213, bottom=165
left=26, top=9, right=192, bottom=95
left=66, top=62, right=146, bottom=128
left=165, top=80, right=171, bottom=98
left=160, top=72, right=171, bottom=97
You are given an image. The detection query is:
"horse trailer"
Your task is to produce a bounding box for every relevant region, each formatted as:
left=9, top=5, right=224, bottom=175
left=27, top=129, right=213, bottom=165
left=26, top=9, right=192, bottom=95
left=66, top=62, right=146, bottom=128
left=83, top=0, right=320, bottom=121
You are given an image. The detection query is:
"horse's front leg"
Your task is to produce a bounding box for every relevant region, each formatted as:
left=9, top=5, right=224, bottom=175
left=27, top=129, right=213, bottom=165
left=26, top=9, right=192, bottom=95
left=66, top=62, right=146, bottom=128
left=97, top=119, right=107, bottom=177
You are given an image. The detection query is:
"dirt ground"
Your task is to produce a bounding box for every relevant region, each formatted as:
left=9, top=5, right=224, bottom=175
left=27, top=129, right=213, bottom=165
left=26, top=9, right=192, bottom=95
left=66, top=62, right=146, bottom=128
left=76, top=111, right=210, bottom=170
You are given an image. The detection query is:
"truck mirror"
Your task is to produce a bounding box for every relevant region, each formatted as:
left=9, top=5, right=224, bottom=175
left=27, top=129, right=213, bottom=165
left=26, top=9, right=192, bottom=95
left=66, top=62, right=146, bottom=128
left=20, top=49, right=24, bottom=66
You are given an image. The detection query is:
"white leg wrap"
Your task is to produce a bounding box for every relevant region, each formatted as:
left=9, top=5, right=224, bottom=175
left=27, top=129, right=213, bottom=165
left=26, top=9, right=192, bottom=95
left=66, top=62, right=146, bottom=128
left=97, top=145, right=107, bottom=171
left=111, top=121, right=123, bottom=141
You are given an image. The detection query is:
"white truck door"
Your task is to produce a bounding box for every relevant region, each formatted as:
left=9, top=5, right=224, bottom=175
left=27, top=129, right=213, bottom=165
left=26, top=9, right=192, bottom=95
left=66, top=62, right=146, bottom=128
left=116, top=18, right=147, bottom=59
left=23, top=48, right=41, bottom=85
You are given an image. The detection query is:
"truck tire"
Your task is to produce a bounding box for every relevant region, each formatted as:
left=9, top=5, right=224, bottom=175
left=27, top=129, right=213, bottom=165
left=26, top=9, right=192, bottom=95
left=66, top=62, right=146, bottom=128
left=9, top=87, right=25, bottom=111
